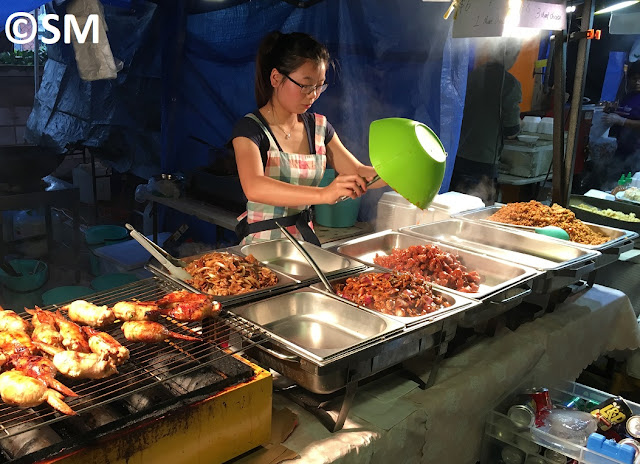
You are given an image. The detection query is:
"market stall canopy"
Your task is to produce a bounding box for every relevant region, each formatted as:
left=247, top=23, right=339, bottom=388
left=0, top=0, right=48, bottom=31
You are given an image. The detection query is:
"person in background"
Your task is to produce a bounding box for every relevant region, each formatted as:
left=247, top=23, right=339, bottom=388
left=450, top=39, right=522, bottom=204
left=602, top=60, right=640, bottom=175
left=232, top=31, right=384, bottom=245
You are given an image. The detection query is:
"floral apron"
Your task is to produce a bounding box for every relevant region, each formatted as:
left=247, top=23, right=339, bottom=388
left=235, top=113, right=328, bottom=245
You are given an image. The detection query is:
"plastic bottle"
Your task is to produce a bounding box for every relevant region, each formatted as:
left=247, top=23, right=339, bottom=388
left=626, top=173, right=633, bottom=186
left=612, top=175, right=628, bottom=195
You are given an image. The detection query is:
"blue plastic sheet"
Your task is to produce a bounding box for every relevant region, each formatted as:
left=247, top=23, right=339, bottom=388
left=601, top=51, right=627, bottom=102
left=0, top=0, right=50, bottom=31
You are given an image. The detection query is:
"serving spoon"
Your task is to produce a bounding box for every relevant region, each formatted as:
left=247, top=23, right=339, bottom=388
left=534, top=226, right=570, bottom=241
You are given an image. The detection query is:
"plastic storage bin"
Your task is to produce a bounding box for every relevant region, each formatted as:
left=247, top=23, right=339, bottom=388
left=481, top=381, right=640, bottom=464
left=84, top=225, right=130, bottom=275
left=500, top=141, right=554, bottom=178
left=375, top=191, right=418, bottom=231
left=314, top=169, right=361, bottom=228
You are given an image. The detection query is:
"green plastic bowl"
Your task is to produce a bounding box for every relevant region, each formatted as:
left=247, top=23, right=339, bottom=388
left=91, top=273, right=139, bottom=292
left=0, top=259, right=48, bottom=292
left=41, top=286, right=93, bottom=306
left=369, top=118, right=447, bottom=209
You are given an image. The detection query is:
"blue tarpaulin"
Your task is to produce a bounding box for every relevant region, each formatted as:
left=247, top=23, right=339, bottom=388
left=0, top=1, right=50, bottom=31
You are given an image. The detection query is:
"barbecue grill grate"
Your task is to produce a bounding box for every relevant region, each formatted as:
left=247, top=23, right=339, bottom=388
left=0, top=277, right=270, bottom=441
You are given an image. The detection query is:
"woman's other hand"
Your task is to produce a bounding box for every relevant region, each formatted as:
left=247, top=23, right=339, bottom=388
left=602, top=113, right=627, bottom=126
left=321, top=174, right=367, bottom=204
left=357, top=165, right=386, bottom=188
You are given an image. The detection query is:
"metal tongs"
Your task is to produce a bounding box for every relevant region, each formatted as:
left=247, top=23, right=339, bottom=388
left=275, top=222, right=335, bottom=294
left=336, top=174, right=380, bottom=203
left=125, top=223, right=192, bottom=281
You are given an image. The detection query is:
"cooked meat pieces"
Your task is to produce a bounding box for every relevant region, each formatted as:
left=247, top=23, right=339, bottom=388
left=61, top=300, right=115, bottom=328
left=0, top=308, right=32, bottom=333
left=121, top=321, right=201, bottom=344
left=155, top=291, right=221, bottom=321
left=0, top=370, right=75, bottom=415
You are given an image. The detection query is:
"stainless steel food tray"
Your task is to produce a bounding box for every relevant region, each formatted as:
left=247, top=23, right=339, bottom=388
left=331, top=230, right=539, bottom=301
left=230, top=288, right=404, bottom=363
left=400, top=220, right=600, bottom=293
left=453, top=205, right=636, bottom=268
left=312, top=269, right=481, bottom=328
left=146, top=248, right=301, bottom=307
left=230, top=239, right=366, bottom=283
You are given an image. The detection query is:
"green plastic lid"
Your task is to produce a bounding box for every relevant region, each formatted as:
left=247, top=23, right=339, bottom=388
left=84, top=225, right=129, bottom=246
left=42, top=286, right=93, bottom=306
left=91, top=273, right=138, bottom=292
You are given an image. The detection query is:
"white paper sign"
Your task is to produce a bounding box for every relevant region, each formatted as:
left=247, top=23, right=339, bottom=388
left=610, top=12, right=640, bottom=35
left=453, top=0, right=509, bottom=38
left=519, top=0, right=566, bottom=30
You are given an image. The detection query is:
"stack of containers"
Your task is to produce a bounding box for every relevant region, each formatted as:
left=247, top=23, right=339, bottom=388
left=375, top=191, right=419, bottom=231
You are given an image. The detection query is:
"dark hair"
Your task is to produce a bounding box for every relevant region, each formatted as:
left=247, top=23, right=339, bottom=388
left=254, top=31, right=330, bottom=107
left=629, top=60, right=640, bottom=78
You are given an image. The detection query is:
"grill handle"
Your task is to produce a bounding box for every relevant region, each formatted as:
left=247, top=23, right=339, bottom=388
left=488, top=286, right=532, bottom=306
left=255, top=343, right=300, bottom=362
left=555, top=260, right=595, bottom=278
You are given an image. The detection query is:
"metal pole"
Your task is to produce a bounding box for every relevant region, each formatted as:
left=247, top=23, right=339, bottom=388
left=562, top=0, right=595, bottom=206
left=551, top=33, right=566, bottom=205
left=33, top=7, right=40, bottom=94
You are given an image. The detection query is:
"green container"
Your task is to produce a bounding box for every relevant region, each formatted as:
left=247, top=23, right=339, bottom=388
left=84, top=225, right=129, bottom=275
left=42, top=286, right=93, bottom=306
left=91, top=273, right=139, bottom=292
left=315, top=169, right=361, bottom=228
left=0, top=259, right=48, bottom=292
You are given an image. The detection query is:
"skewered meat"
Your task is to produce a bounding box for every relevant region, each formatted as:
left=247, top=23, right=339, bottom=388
left=184, top=252, right=278, bottom=295
left=122, top=321, right=201, bottom=343
left=0, top=307, right=31, bottom=333
left=0, top=331, right=37, bottom=356
left=155, top=291, right=221, bottom=322
left=335, top=272, right=451, bottom=317
left=81, top=327, right=129, bottom=366
left=61, top=300, right=116, bottom=328
left=8, top=355, right=77, bottom=397
left=26, top=308, right=63, bottom=349
left=51, top=312, right=91, bottom=353
left=374, top=245, right=481, bottom=293
left=0, top=370, right=75, bottom=415
left=112, top=301, right=158, bottom=322
left=34, top=342, right=118, bottom=380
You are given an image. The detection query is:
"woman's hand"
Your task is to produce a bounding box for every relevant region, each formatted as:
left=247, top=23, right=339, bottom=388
left=602, top=113, right=626, bottom=126
left=357, top=165, right=386, bottom=188
left=321, top=174, right=368, bottom=204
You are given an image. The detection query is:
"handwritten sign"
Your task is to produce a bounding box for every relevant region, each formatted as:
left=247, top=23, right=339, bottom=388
left=519, top=0, right=566, bottom=30
left=453, top=0, right=566, bottom=38
left=453, top=0, right=508, bottom=38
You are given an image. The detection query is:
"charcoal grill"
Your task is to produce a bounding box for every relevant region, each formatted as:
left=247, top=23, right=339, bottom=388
left=0, top=277, right=271, bottom=463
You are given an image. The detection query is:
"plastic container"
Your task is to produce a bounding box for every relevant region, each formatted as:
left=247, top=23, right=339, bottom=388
left=314, top=169, right=361, bottom=228
left=41, top=286, right=93, bottom=306
left=430, top=191, right=485, bottom=215
left=375, top=191, right=418, bottom=231
left=90, top=273, right=138, bottom=291
left=92, top=231, right=171, bottom=274
left=0, top=259, right=48, bottom=292
left=500, top=142, right=554, bottom=178
left=84, top=225, right=130, bottom=275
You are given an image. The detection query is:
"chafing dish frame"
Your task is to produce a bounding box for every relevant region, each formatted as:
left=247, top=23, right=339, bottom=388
left=400, top=219, right=600, bottom=294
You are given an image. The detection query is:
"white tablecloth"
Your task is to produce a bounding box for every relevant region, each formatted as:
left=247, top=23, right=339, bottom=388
left=277, top=285, right=640, bottom=464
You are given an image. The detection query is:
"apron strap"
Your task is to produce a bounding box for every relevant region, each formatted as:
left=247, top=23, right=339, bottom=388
left=235, top=209, right=321, bottom=246
left=245, top=113, right=280, bottom=151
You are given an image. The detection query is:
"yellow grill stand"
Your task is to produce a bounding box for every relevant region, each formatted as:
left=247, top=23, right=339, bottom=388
left=48, top=357, right=272, bottom=464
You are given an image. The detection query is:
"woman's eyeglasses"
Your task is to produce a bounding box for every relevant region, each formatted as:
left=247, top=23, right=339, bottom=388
left=281, top=73, right=328, bottom=95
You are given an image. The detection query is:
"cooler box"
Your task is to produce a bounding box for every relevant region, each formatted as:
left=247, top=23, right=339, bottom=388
left=500, top=140, right=554, bottom=178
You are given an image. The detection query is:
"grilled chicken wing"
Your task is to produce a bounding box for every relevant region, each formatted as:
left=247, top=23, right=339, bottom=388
left=0, top=370, right=76, bottom=415
left=0, top=307, right=32, bottom=333
left=34, top=342, right=118, bottom=380
left=9, top=355, right=77, bottom=397
left=51, top=312, right=91, bottom=353
left=81, top=327, right=129, bottom=366
left=155, top=291, right=220, bottom=322
left=26, top=308, right=63, bottom=349
left=121, top=321, right=201, bottom=343
left=112, top=301, right=158, bottom=322
left=0, top=331, right=37, bottom=356
left=61, top=300, right=115, bottom=328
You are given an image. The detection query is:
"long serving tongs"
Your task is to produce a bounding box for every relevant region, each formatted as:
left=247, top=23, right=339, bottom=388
left=125, top=223, right=192, bottom=281
left=275, top=222, right=335, bottom=294
left=337, top=174, right=380, bottom=203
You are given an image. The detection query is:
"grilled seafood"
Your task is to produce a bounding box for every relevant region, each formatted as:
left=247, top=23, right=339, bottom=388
left=112, top=301, right=158, bottom=322
left=52, top=312, right=91, bottom=353
left=61, top=300, right=116, bottom=328
left=9, top=355, right=77, bottom=397
left=335, top=272, right=451, bottom=317
left=121, top=321, right=201, bottom=344
left=184, top=252, right=278, bottom=295
left=26, top=308, right=63, bottom=349
left=81, top=327, right=129, bottom=366
left=154, top=291, right=221, bottom=322
left=35, top=342, right=118, bottom=380
left=0, top=307, right=31, bottom=333
left=0, top=331, right=37, bottom=356
left=0, top=370, right=76, bottom=415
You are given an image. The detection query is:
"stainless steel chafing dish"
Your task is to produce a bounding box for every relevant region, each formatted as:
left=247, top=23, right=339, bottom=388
left=400, top=219, right=600, bottom=294
left=330, top=231, right=540, bottom=326
left=453, top=205, right=637, bottom=269
left=229, top=239, right=366, bottom=283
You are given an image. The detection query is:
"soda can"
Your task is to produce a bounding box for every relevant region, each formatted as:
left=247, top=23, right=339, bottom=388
left=627, top=415, right=640, bottom=439
left=508, top=400, right=536, bottom=429
left=591, top=396, right=633, bottom=432
left=544, top=448, right=568, bottom=463
left=524, top=456, right=546, bottom=464
left=527, top=387, right=553, bottom=412
left=501, top=445, right=525, bottom=464
left=515, top=434, right=541, bottom=455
